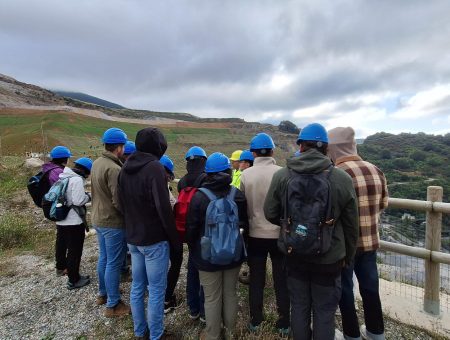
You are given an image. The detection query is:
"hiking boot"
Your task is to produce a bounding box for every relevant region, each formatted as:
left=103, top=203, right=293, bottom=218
left=56, top=268, right=68, bottom=276
left=80, top=274, right=90, bottom=280
left=96, top=295, right=107, bottom=306
left=67, top=276, right=90, bottom=290
left=164, top=295, right=183, bottom=314
left=104, top=300, right=131, bottom=318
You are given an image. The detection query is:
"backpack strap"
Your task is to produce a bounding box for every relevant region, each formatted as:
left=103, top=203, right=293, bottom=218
left=198, top=187, right=217, bottom=202
left=227, top=186, right=237, bottom=201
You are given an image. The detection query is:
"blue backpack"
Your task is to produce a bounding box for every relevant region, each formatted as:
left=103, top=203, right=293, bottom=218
left=42, top=177, right=72, bottom=221
left=199, top=186, right=245, bottom=265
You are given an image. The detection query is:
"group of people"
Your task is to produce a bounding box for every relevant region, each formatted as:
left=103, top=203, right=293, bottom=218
left=41, top=122, right=388, bottom=340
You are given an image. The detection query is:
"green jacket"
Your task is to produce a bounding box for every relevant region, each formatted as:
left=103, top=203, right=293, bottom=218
left=264, top=149, right=359, bottom=266
left=91, top=151, right=124, bottom=228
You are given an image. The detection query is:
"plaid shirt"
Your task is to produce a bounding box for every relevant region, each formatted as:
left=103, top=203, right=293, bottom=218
left=335, top=155, right=388, bottom=251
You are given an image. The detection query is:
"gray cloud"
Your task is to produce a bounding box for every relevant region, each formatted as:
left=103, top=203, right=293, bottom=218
left=1, top=0, right=450, bottom=135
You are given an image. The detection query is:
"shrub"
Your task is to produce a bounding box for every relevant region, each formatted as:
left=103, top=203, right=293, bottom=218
left=0, top=213, right=32, bottom=250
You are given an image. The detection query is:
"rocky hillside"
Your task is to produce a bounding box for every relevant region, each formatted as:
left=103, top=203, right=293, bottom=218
left=0, top=74, right=65, bottom=107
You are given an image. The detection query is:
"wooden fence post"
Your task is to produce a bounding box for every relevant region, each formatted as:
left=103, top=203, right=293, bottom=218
left=424, top=186, right=443, bottom=315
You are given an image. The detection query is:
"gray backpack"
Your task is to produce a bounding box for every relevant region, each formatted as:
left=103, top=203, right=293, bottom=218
left=278, top=165, right=335, bottom=256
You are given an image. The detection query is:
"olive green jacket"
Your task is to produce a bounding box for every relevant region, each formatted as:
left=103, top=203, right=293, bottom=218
left=91, top=151, right=124, bottom=228
left=264, top=149, right=359, bottom=266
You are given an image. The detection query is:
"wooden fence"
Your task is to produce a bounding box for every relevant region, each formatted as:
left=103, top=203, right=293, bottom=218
left=383, top=186, right=450, bottom=316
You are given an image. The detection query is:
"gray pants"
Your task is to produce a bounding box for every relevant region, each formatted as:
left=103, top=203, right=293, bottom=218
left=287, top=272, right=342, bottom=340
left=199, top=266, right=241, bottom=340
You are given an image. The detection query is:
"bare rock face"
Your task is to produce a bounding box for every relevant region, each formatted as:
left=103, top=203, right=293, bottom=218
left=24, top=157, right=44, bottom=169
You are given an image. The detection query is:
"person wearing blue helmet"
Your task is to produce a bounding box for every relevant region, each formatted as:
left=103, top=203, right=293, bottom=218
left=185, top=152, right=249, bottom=340
left=118, top=127, right=181, bottom=339
left=264, top=123, right=359, bottom=340
left=42, top=146, right=72, bottom=187
left=121, top=141, right=136, bottom=161
left=55, top=157, right=92, bottom=290
left=240, top=132, right=290, bottom=335
left=91, top=127, right=131, bottom=317
left=175, top=145, right=208, bottom=320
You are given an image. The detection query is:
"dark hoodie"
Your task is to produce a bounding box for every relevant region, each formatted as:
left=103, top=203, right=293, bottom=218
left=264, top=149, right=359, bottom=272
left=185, top=172, right=249, bottom=272
left=118, top=128, right=180, bottom=248
left=177, top=158, right=207, bottom=193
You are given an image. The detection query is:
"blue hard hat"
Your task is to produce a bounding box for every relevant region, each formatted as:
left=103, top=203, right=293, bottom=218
left=297, top=123, right=328, bottom=145
left=239, top=150, right=254, bottom=162
left=50, top=146, right=72, bottom=159
left=74, top=157, right=93, bottom=171
left=205, top=152, right=231, bottom=173
left=102, top=127, right=127, bottom=144
left=185, top=146, right=207, bottom=160
left=159, top=155, right=174, bottom=173
left=124, top=141, right=136, bottom=155
left=250, top=133, right=275, bottom=151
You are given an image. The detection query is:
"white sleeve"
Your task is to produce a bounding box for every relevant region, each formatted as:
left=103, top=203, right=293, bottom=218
left=70, top=177, right=90, bottom=207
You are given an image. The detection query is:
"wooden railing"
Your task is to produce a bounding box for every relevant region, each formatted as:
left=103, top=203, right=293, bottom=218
left=382, top=186, right=450, bottom=316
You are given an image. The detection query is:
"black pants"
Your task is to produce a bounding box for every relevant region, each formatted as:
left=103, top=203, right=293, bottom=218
left=55, top=224, right=85, bottom=284
left=165, top=245, right=183, bottom=302
left=248, top=237, right=290, bottom=329
left=288, top=270, right=341, bottom=340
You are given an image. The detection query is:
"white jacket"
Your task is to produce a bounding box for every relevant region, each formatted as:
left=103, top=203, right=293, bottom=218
left=56, top=167, right=91, bottom=226
left=240, top=157, right=282, bottom=239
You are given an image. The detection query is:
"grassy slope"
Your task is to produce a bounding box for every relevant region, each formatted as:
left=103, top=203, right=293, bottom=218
left=0, top=110, right=291, bottom=178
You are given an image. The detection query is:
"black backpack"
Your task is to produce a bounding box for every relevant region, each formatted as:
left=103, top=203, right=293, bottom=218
left=278, top=165, right=335, bottom=256
left=27, top=165, right=59, bottom=208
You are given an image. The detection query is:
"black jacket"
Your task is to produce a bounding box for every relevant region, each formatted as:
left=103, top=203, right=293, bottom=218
left=118, top=128, right=180, bottom=250
left=185, top=172, right=249, bottom=272
left=177, top=158, right=207, bottom=193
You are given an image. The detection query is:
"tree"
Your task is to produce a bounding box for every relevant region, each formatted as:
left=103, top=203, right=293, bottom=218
left=410, top=150, right=426, bottom=162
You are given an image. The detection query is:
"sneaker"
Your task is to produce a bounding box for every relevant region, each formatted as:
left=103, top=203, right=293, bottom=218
left=164, top=295, right=183, bottom=314
left=335, top=329, right=345, bottom=340
left=104, top=300, right=131, bottom=318
left=247, top=323, right=260, bottom=333
left=200, top=315, right=206, bottom=323
left=360, top=325, right=384, bottom=340
left=96, top=295, right=107, bottom=306
left=189, top=312, right=200, bottom=320
left=67, top=276, right=90, bottom=290
left=56, top=268, right=68, bottom=276
left=278, top=327, right=290, bottom=337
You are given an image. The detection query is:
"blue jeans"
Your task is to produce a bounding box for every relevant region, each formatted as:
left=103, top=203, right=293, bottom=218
left=96, top=227, right=126, bottom=308
left=129, top=241, right=169, bottom=339
left=186, top=253, right=205, bottom=317
left=122, top=241, right=129, bottom=272
left=339, top=250, right=385, bottom=340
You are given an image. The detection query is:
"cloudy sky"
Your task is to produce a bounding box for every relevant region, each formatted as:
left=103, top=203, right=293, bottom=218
left=1, top=0, right=450, bottom=137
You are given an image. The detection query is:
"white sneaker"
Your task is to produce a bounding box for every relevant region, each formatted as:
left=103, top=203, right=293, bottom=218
left=335, top=329, right=345, bottom=340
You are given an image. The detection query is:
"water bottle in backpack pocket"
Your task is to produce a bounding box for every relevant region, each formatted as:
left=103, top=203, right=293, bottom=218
left=278, top=166, right=335, bottom=256
left=199, top=187, right=245, bottom=265
left=42, top=177, right=72, bottom=222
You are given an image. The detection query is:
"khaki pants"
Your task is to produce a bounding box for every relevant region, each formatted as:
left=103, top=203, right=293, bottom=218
left=199, top=266, right=241, bottom=340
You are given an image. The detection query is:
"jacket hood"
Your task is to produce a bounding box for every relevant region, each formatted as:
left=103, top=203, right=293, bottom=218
left=286, top=149, right=332, bottom=174
left=135, top=127, right=167, bottom=159
left=43, top=162, right=63, bottom=172
left=327, top=127, right=358, bottom=163
left=203, top=172, right=232, bottom=192
left=123, top=151, right=159, bottom=174
left=59, top=167, right=83, bottom=180
left=186, top=157, right=206, bottom=174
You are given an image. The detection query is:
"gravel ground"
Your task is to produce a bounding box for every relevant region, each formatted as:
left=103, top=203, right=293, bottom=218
left=0, top=233, right=448, bottom=339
